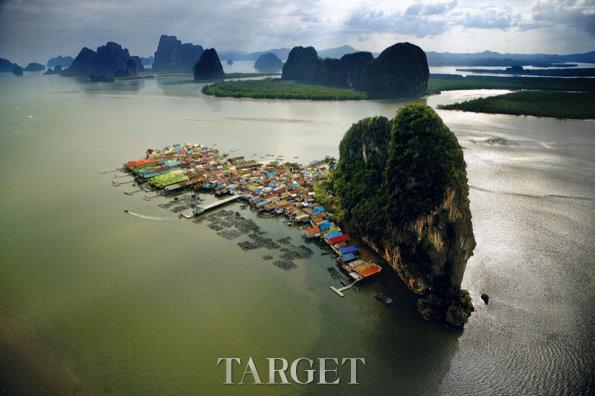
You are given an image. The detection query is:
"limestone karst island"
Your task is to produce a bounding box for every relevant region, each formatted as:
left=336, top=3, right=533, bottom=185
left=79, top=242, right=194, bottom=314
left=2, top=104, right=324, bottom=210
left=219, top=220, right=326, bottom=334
left=1, top=0, right=594, bottom=394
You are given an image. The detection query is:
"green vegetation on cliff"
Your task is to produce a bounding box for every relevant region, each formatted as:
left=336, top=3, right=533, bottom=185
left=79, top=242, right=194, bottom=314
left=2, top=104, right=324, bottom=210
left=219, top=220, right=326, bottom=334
left=202, top=78, right=368, bottom=100
left=317, top=104, right=476, bottom=327
left=332, top=116, right=391, bottom=236
left=438, top=90, right=595, bottom=120
left=322, top=105, right=471, bottom=239
left=386, top=103, right=470, bottom=223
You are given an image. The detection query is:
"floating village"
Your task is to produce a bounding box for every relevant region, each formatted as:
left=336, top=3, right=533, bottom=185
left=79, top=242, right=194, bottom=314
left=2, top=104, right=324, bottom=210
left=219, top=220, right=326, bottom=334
left=108, top=143, right=383, bottom=297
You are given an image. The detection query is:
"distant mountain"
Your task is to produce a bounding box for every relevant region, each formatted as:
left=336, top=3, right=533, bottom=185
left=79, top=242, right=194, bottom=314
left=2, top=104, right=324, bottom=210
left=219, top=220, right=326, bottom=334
left=47, top=55, right=73, bottom=69
left=425, top=50, right=595, bottom=66
left=175, top=42, right=595, bottom=67
left=219, top=48, right=290, bottom=62
left=318, top=45, right=357, bottom=59
left=222, top=47, right=594, bottom=66
left=455, top=66, right=595, bottom=77
left=220, top=45, right=358, bottom=62
left=558, top=51, right=595, bottom=63
left=139, top=56, right=154, bottom=67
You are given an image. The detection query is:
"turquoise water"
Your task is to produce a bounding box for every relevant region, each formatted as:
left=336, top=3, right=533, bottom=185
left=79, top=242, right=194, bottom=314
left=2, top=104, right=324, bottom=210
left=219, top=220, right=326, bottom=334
left=0, top=73, right=593, bottom=394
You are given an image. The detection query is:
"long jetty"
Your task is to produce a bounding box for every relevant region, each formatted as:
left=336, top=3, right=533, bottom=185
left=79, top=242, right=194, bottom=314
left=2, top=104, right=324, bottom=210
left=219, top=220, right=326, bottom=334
left=180, top=194, right=243, bottom=219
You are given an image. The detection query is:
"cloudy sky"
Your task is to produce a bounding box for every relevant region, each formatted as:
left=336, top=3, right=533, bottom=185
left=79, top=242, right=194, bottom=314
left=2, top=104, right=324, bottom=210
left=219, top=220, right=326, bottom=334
left=0, top=0, right=594, bottom=64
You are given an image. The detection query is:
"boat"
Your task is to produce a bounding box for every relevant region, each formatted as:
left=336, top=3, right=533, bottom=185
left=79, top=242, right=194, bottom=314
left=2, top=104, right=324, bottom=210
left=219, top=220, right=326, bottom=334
left=340, top=259, right=382, bottom=281
left=375, top=294, right=396, bottom=307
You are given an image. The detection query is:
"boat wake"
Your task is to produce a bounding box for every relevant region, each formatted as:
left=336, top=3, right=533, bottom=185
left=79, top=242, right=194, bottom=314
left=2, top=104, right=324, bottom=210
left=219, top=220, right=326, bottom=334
left=470, top=137, right=521, bottom=146
left=470, top=185, right=593, bottom=202
left=125, top=211, right=175, bottom=221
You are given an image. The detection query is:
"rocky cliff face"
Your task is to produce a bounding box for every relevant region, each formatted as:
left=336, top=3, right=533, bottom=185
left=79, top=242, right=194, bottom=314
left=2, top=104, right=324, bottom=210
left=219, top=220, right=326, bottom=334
left=361, top=42, right=429, bottom=97
left=94, top=42, right=136, bottom=77
left=338, top=52, right=375, bottom=88
left=281, top=47, right=375, bottom=88
left=281, top=46, right=318, bottom=81
left=130, top=56, right=145, bottom=73
left=193, top=48, right=224, bottom=80
left=62, top=47, right=95, bottom=77
left=63, top=42, right=142, bottom=79
left=254, top=52, right=283, bottom=71
left=153, top=35, right=204, bottom=72
left=281, top=42, right=428, bottom=97
left=327, top=104, right=476, bottom=327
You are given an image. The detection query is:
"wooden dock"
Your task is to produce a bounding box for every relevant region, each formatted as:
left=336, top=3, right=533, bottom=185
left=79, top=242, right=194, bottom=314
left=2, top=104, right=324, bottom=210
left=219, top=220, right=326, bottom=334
left=330, top=280, right=359, bottom=297
left=185, top=194, right=243, bottom=218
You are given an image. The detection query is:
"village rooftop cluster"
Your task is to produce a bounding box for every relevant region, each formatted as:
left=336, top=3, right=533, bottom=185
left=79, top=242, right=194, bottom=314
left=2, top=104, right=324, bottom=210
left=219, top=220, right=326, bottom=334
left=119, top=143, right=382, bottom=293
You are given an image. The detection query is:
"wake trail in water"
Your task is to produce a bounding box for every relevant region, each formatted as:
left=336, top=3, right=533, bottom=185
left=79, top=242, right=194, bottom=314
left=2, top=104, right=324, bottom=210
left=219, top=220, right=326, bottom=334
left=470, top=186, right=594, bottom=202
left=125, top=211, right=176, bottom=221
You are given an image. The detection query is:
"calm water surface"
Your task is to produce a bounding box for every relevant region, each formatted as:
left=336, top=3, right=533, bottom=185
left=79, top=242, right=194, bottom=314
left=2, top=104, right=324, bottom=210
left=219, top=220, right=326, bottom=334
left=0, top=74, right=593, bottom=395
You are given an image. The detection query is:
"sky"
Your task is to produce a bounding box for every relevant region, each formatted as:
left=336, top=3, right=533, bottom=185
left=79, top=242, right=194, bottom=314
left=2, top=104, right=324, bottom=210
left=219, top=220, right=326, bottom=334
left=0, top=0, right=594, bottom=64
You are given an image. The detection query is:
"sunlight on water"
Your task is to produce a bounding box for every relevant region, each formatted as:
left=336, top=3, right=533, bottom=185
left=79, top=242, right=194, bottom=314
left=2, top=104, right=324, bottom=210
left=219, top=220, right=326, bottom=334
left=0, top=73, right=593, bottom=394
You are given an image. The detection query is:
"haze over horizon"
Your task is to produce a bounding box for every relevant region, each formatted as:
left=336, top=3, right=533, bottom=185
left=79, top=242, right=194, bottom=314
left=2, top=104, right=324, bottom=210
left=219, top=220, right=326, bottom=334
left=0, top=0, right=594, bottom=65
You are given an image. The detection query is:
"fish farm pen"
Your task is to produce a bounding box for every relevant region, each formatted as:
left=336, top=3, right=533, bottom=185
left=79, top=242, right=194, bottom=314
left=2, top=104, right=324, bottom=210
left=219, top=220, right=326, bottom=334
left=107, top=143, right=382, bottom=295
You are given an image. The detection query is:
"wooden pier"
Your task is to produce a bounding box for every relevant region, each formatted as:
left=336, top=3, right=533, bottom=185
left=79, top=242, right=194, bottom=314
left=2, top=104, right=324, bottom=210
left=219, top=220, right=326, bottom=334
left=330, top=280, right=359, bottom=297
left=180, top=195, right=243, bottom=218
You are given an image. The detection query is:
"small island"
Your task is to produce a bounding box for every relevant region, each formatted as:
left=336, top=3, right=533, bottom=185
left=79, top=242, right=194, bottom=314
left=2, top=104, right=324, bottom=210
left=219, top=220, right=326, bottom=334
left=254, top=52, right=283, bottom=72
left=428, top=73, right=595, bottom=93
left=316, top=103, right=476, bottom=327
left=62, top=41, right=144, bottom=81
left=24, top=62, right=46, bottom=72
left=202, top=42, right=429, bottom=99
left=202, top=78, right=368, bottom=100
left=153, top=35, right=204, bottom=73
left=193, top=48, right=225, bottom=80
left=0, top=58, right=23, bottom=75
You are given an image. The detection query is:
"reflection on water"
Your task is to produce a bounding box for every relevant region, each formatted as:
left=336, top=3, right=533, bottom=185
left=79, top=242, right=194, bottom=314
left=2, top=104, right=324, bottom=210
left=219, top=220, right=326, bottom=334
left=0, top=73, right=593, bottom=394
left=155, top=75, right=203, bottom=97
left=82, top=78, right=145, bottom=94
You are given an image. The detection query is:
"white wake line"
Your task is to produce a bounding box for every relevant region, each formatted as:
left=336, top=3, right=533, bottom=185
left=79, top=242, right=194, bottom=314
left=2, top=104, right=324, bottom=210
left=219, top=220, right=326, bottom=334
left=470, top=186, right=593, bottom=202
left=125, top=211, right=176, bottom=221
